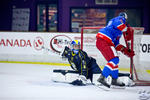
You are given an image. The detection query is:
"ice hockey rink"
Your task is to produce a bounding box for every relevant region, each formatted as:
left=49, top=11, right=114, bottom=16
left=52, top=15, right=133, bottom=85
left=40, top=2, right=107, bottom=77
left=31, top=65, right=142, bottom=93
left=0, top=63, right=150, bottom=100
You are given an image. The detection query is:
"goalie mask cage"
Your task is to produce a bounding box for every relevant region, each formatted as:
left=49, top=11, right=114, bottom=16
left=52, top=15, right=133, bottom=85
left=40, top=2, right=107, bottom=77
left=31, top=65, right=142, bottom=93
left=81, top=26, right=150, bottom=86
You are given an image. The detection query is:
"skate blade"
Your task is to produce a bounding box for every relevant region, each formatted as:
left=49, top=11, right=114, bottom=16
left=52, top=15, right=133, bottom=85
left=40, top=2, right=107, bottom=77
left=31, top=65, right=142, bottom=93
left=96, top=84, right=111, bottom=91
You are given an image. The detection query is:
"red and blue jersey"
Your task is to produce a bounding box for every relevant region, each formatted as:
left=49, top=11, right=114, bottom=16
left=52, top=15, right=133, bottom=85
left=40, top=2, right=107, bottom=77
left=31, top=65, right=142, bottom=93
left=96, top=16, right=127, bottom=47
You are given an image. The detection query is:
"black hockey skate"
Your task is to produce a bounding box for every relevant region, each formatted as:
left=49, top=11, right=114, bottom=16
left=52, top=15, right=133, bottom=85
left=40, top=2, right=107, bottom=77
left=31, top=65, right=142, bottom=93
left=111, top=78, right=125, bottom=87
left=97, top=75, right=110, bottom=88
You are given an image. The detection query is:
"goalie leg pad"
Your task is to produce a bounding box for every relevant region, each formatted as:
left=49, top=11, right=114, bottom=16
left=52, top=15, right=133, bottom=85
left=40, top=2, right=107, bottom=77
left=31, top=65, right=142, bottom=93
left=70, top=75, right=87, bottom=86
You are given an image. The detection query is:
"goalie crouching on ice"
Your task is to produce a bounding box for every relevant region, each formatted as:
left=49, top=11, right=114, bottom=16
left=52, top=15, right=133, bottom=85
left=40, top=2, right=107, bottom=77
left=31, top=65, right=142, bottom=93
left=61, top=40, right=101, bottom=86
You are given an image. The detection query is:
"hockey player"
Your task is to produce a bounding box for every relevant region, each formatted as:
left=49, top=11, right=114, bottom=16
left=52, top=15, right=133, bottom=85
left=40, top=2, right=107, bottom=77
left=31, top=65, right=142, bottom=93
left=61, top=40, right=101, bottom=86
left=96, top=12, right=135, bottom=88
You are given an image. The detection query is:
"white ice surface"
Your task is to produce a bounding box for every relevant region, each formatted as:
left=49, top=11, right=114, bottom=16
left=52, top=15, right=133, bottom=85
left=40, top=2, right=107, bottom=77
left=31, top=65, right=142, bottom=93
left=0, top=63, right=150, bottom=100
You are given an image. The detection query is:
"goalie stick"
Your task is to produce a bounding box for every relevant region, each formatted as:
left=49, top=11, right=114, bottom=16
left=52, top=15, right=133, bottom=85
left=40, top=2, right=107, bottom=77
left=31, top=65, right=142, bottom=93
left=52, top=79, right=110, bottom=91
left=53, top=69, right=130, bottom=77
left=53, top=69, right=79, bottom=75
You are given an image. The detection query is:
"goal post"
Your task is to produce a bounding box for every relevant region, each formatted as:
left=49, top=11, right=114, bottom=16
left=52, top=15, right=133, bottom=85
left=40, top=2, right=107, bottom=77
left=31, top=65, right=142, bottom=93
left=131, top=27, right=150, bottom=86
left=81, top=26, right=150, bottom=86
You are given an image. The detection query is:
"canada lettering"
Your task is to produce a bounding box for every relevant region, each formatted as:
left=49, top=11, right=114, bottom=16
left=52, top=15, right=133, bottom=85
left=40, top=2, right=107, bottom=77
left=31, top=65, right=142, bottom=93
left=0, top=39, right=32, bottom=47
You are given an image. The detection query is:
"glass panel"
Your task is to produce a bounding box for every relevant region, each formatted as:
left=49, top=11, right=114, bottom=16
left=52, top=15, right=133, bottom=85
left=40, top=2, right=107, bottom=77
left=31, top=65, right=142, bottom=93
left=106, top=9, right=142, bottom=27
left=105, top=0, right=110, bottom=3
left=71, top=8, right=142, bottom=32
left=48, top=4, right=57, bottom=32
left=71, top=9, right=106, bottom=32
left=112, top=0, right=117, bottom=3
left=37, top=4, right=46, bottom=31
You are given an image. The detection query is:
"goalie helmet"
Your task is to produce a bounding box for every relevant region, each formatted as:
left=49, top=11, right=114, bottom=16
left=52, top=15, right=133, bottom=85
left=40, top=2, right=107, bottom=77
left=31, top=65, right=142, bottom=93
left=71, top=40, right=80, bottom=54
left=119, top=12, right=128, bottom=20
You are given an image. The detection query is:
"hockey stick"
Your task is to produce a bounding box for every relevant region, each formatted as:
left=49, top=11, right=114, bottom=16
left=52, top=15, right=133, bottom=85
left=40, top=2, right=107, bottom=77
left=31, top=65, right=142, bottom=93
left=41, top=46, right=61, bottom=55
left=123, top=26, right=134, bottom=80
left=53, top=69, right=130, bottom=77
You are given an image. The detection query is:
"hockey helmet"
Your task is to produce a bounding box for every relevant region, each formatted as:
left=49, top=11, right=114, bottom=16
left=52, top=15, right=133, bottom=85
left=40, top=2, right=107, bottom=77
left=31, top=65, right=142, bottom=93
left=119, top=12, right=128, bottom=19
left=71, top=40, right=80, bottom=54
left=71, top=40, right=80, bottom=49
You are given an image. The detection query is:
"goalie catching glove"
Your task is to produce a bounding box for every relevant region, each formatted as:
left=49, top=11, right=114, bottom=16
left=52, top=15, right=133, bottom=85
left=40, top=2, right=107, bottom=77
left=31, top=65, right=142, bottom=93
left=60, top=46, right=71, bottom=61
left=70, top=75, right=87, bottom=86
left=116, top=44, right=135, bottom=57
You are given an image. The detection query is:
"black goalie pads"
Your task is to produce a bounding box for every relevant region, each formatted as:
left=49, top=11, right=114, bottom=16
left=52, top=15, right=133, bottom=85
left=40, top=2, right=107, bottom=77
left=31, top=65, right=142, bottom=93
left=53, top=69, right=79, bottom=75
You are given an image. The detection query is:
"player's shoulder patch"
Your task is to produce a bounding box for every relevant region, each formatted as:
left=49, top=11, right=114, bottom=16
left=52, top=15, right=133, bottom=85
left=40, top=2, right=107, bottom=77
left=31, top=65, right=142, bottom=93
left=120, top=17, right=126, bottom=24
left=120, top=19, right=123, bottom=23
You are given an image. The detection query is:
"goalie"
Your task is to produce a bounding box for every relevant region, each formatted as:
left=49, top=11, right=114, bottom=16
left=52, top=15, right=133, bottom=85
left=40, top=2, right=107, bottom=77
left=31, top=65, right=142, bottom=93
left=96, top=12, right=135, bottom=88
left=61, top=40, right=101, bottom=86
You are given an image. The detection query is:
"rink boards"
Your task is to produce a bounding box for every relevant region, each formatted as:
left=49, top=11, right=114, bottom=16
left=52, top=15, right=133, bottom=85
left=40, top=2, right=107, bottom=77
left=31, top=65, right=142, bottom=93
left=0, top=32, right=150, bottom=72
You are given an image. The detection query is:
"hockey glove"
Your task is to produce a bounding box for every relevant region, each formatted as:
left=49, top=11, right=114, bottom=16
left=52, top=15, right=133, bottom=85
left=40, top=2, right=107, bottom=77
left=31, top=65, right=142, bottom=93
left=121, top=47, right=135, bottom=57
left=116, top=44, right=135, bottom=57
left=70, top=75, right=87, bottom=86
left=61, top=46, right=71, bottom=57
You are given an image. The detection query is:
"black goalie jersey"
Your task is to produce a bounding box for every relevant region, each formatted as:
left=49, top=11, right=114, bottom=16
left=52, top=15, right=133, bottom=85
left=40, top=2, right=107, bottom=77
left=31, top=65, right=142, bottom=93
left=61, top=46, right=101, bottom=81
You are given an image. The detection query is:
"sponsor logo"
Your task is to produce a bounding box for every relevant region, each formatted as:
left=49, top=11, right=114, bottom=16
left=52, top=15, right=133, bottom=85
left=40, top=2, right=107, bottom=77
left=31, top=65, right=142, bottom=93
left=140, top=43, right=150, bottom=53
left=74, top=36, right=95, bottom=43
left=50, top=35, right=72, bottom=53
left=33, top=36, right=44, bottom=50
left=83, top=37, right=95, bottom=43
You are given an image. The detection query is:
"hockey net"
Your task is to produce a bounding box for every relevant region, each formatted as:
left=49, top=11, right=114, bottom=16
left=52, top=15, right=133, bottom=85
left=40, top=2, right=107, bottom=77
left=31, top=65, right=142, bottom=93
left=81, top=26, right=150, bottom=86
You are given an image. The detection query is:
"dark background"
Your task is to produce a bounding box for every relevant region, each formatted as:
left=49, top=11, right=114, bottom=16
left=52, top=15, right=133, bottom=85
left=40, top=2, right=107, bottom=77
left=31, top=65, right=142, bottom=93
left=0, top=0, right=149, bottom=33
